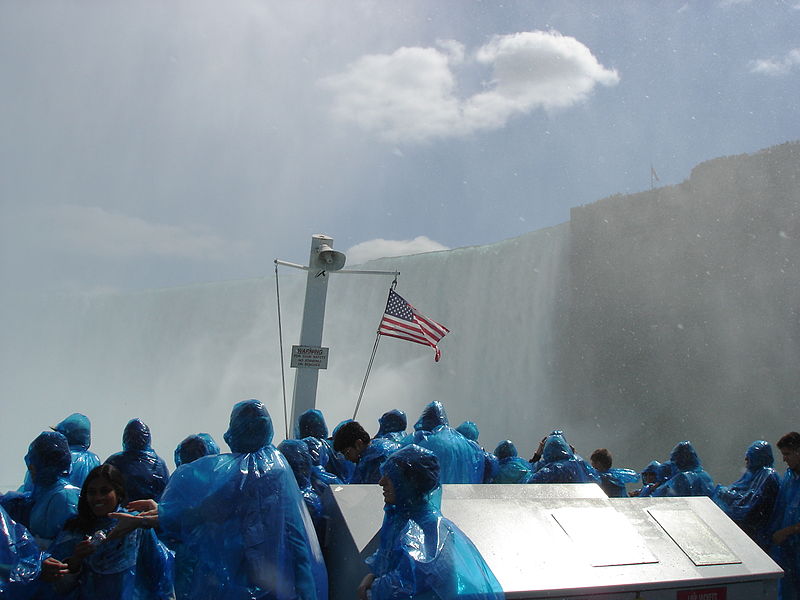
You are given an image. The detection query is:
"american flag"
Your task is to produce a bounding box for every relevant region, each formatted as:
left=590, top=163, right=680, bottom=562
left=378, top=289, right=449, bottom=361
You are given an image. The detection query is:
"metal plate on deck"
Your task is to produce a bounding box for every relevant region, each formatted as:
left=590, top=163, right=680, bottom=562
left=552, top=506, right=659, bottom=567
left=648, top=508, right=741, bottom=566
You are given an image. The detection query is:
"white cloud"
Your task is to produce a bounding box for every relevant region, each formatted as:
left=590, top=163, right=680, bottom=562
left=43, top=205, right=248, bottom=260
left=718, top=0, right=751, bottom=6
left=749, top=48, right=800, bottom=76
left=322, top=46, right=463, bottom=143
left=321, top=30, right=619, bottom=144
left=346, top=236, right=449, bottom=265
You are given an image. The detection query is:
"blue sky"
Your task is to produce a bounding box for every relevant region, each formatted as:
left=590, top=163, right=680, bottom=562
left=1, top=0, right=798, bottom=294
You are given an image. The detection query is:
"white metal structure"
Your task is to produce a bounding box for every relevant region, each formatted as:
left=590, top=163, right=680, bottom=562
left=322, top=484, right=782, bottom=600
left=289, top=234, right=346, bottom=431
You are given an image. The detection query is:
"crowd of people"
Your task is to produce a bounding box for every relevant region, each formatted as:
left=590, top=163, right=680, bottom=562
left=0, top=400, right=798, bottom=600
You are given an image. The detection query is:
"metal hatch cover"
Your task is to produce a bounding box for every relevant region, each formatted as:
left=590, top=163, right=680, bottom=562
left=648, top=507, right=742, bottom=566
left=550, top=506, right=659, bottom=567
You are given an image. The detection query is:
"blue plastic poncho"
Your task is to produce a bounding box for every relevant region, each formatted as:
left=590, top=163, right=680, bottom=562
left=105, top=419, right=170, bottom=502
left=653, top=441, right=715, bottom=497
left=296, top=410, right=353, bottom=483
left=376, top=410, right=407, bottom=443
left=493, top=441, right=532, bottom=484
left=528, top=434, right=600, bottom=484
left=712, top=441, right=780, bottom=549
left=770, top=460, right=800, bottom=600
left=55, top=413, right=102, bottom=489
left=21, top=413, right=101, bottom=493
left=0, top=505, right=42, bottom=596
left=632, top=461, right=662, bottom=497
left=482, top=450, right=500, bottom=484
left=278, top=439, right=325, bottom=542
left=455, top=421, right=479, bottom=442
left=159, top=399, right=327, bottom=600
left=168, top=434, right=221, bottom=599
left=0, top=492, right=33, bottom=535
left=638, top=461, right=678, bottom=497
left=452, top=421, right=498, bottom=483
left=367, top=445, right=503, bottom=600
left=297, top=409, right=329, bottom=439
left=303, top=436, right=346, bottom=494
left=23, top=431, right=80, bottom=547
left=48, top=508, right=174, bottom=600
left=351, top=437, right=401, bottom=485
left=404, top=402, right=485, bottom=484
left=174, top=433, right=220, bottom=467
left=598, top=468, right=639, bottom=498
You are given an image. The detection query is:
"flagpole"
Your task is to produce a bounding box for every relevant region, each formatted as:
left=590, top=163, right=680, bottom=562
left=352, top=332, right=382, bottom=420
left=352, top=277, right=396, bottom=420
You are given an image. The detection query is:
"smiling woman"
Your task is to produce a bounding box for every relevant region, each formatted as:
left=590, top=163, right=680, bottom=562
left=44, top=464, right=174, bottom=600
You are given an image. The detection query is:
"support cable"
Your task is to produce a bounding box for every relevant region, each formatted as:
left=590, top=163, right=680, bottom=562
left=274, top=260, right=290, bottom=439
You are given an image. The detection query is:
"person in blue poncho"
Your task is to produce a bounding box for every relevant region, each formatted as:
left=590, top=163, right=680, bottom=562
left=630, top=461, right=662, bottom=497
left=770, top=432, right=800, bottom=600
left=404, top=402, right=485, bottom=484
left=712, top=440, right=780, bottom=550
left=113, top=399, right=328, bottom=600
left=590, top=448, right=638, bottom=498
left=493, top=440, right=532, bottom=484
left=0, top=504, right=43, bottom=598
left=358, top=444, right=504, bottom=600
left=55, top=413, right=102, bottom=490
left=105, top=419, right=170, bottom=502
left=174, top=433, right=220, bottom=467
left=528, top=433, right=600, bottom=484
left=167, top=433, right=221, bottom=600
left=652, top=441, right=715, bottom=497
left=456, top=422, right=499, bottom=484
left=297, top=409, right=353, bottom=483
left=19, top=431, right=81, bottom=549
left=333, top=421, right=400, bottom=484
left=455, top=421, right=479, bottom=442
left=44, top=464, right=173, bottom=599
left=375, top=410, right=407, bottom=443
left=279, top=439, right=326, bottom=543
left=21, top=413, right=101, bottom=494
left=304, top=436, right=346, bottom=493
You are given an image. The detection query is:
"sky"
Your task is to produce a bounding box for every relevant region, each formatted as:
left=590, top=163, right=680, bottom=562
left=1, top=0, right=799, bottom=295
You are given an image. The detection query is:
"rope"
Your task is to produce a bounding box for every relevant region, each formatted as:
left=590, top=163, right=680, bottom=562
left=274, top=260, right=289, bottom=439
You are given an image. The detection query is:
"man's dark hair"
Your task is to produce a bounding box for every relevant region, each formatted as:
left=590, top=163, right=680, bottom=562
left=590, top=448, right=613, bottom=471
left=777, top=432, right=800, bottom=452
left=333, top=421, right=370, bottom=453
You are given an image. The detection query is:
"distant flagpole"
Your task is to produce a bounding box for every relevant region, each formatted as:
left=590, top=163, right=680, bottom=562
left=650, top=165, right=660, bottom=190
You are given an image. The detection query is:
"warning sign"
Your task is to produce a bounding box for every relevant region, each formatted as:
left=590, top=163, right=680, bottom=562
left=291, top=345, right=329, bottom=369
